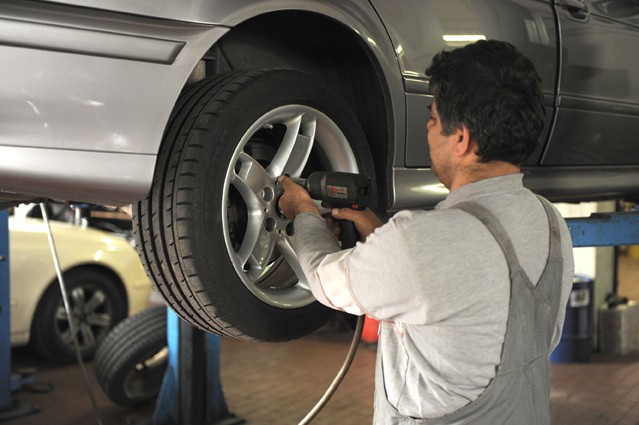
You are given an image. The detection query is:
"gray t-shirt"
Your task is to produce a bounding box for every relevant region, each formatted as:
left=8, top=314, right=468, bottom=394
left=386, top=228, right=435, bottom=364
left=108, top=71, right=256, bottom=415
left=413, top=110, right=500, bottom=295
left=293, top=173, right=574, bottom=418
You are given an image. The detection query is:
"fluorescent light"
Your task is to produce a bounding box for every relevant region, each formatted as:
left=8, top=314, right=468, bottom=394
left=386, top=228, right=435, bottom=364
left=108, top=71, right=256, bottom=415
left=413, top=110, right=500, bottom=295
left=442, top=35, right=486, bottom=43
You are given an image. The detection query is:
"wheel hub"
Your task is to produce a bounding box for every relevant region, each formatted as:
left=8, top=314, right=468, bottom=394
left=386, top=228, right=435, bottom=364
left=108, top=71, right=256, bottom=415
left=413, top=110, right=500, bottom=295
left=222, top=104, right=359, bottom=308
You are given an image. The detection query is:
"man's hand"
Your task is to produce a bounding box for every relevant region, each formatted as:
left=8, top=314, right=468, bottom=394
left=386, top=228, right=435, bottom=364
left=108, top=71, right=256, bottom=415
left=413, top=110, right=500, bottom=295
left=330, top=207, right=383, bottom=240
left=277, top=176, right=320, bottom=220
left=278, top=175, right=383, bottom=241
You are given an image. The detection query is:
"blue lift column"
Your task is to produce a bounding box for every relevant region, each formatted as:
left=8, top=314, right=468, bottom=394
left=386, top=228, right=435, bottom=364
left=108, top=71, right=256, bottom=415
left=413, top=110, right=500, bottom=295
left=0, top=210, right=37, bottom=421
left=151, top=308, right=244, bottom=425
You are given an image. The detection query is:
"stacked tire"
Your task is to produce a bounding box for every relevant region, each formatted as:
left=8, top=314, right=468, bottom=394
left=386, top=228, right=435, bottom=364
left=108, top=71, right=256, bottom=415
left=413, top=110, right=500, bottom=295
left=94, top=305, right=168, bottom=407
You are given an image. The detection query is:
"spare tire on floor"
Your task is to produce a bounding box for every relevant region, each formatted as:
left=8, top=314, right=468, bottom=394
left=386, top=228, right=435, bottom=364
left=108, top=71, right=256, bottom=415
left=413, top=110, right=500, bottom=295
left=94, top=305, right=168, bottom=407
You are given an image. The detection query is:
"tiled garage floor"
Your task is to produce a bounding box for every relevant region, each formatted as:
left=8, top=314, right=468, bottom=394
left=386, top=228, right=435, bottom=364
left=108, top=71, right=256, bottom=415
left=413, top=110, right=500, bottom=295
left=5, top=253, right=639, bottom=425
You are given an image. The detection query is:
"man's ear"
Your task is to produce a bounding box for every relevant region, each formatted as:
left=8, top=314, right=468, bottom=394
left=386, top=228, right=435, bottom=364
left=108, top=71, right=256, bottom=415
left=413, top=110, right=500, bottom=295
left=453, top=125, right=473, bottom=157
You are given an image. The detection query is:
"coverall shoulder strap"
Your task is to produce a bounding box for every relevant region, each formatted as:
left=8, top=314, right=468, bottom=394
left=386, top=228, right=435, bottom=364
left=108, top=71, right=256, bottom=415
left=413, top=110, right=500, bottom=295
left=450, top=201, right=522, bottom=273
left=536, top=195, right=563, bottom=260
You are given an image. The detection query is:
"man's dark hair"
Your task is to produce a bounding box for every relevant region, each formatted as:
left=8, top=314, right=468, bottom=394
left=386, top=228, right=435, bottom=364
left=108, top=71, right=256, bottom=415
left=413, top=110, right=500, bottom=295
left=425, top=40, right=545, bottom=165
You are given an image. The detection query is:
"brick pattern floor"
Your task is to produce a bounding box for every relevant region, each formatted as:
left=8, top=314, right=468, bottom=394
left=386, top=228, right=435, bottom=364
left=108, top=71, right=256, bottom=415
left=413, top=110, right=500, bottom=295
left=219, top=333, right=639, bottom=425
left=220, top=329, right=376, bottom=425
left=7, top=254, right=639, bottom=425
left=550, top=354, right=639, bottom=425
left=7, top=325, right=639, bottom=425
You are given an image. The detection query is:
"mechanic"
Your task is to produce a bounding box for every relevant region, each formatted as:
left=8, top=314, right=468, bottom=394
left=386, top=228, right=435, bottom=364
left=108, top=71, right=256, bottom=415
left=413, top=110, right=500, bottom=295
left=278, top=40, right=574, bottom=424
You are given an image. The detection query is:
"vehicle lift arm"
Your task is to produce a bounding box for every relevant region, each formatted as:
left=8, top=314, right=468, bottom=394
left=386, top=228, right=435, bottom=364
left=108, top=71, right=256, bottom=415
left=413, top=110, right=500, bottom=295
left=567, top=211, right=639, bottom=247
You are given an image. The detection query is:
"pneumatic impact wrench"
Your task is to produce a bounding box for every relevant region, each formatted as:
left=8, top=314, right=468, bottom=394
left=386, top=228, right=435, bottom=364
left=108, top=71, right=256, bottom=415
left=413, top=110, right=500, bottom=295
left=280, top=171, right=372, bottom=248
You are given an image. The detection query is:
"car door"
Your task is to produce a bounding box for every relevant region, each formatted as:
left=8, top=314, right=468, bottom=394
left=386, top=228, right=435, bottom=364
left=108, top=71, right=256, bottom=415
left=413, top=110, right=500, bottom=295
left=368, top=0, right=558, bottom=168
left=543, top=0, right=639, bottom=165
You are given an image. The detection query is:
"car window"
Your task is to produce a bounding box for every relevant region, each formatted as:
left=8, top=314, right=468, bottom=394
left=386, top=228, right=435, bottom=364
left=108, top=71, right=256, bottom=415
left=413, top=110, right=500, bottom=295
left=371, top=0, right=558, bottom=167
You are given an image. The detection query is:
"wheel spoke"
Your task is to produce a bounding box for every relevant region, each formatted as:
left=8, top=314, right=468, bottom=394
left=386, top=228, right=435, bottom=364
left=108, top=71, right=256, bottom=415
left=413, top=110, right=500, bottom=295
left=230, top=150, right=282, bottom=277
left=87, top=312, right=111, bottom=328
left=267, top=113, right=316, bottom=177
left=71, top=287, right=86, bottom=309
left=238, top=221, right=278, bottom=279
left=60, top=329, right=74, bottom=346
left=78, top=323, right=95, bottom=346
left=276, top=235, right=308, bottom=287
left=233, top=152, right=274, bottom=202
left=55, top=305, right=69, bottom=321
left=84, top=290, right=106, bottom=314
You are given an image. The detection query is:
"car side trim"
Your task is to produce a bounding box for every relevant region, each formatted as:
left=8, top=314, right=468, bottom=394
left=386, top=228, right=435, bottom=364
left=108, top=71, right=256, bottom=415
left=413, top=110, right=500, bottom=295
left=0, top=17, right=186, bottom=64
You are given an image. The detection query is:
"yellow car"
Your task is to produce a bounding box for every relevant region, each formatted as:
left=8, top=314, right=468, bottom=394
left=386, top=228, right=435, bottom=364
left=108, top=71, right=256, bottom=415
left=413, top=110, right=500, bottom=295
left=9, top=216, right=152, bottom=363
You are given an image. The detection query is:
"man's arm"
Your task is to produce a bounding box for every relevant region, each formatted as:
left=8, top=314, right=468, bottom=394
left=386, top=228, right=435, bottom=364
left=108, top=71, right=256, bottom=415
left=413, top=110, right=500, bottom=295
left=278, top=175, right=382, bottom=313
left=293, top=212, right=352, bottom=310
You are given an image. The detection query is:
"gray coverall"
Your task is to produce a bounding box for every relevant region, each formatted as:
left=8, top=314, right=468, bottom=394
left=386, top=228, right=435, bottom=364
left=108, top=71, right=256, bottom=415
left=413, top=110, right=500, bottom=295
left=374, top=198, right=563, bottom=424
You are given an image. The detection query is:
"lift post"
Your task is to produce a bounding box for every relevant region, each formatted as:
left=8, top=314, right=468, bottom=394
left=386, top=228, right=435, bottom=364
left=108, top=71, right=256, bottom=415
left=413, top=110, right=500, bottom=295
left=150, top=308, right=244, bottom=425
left=0, top=210, right=38, bottom=422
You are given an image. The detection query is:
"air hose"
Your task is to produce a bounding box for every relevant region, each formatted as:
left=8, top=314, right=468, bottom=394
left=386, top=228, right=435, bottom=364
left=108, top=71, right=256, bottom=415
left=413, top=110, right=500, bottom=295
left=298, top=219, right=365, bottom=425
left=40, top=203, right=104, bottom=425
left=298, top=314, right=365, bottom=425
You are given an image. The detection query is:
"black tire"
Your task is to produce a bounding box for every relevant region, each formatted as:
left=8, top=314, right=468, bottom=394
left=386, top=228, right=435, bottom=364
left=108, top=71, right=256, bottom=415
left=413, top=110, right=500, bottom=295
left=94, top=305, right=168, bottom=408
left=30, top=268, right=127, bottom=363
left=134, top=69, right=375, bottom=341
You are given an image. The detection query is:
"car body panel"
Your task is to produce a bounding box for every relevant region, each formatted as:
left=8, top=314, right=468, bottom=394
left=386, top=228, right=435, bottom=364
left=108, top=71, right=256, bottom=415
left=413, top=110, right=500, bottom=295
left=0, top=0, right=227, bottom=204
left=0, top=1, right=225, bottom=155
left=9, top=216, right=152, bottom=347
left=542, top=0, right=639, bottom=165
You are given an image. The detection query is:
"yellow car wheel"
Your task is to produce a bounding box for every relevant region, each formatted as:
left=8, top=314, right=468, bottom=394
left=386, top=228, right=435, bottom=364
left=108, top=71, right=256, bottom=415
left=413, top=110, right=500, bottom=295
left=30, top=267, right=127, bottom=363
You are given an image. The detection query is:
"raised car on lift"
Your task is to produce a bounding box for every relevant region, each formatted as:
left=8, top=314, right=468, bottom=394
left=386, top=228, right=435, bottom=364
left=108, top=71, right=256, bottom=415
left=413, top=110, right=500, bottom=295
left=1, top=0, right=638, bottom=341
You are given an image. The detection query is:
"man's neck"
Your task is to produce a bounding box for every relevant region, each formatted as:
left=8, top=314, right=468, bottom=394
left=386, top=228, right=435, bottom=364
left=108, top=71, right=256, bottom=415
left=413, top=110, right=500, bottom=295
left=449, top=161, right=520, bottom=192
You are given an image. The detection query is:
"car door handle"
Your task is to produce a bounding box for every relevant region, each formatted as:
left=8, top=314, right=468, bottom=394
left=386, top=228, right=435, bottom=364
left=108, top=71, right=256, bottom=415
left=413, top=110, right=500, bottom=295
left=557, top=0, right=590, bottom=22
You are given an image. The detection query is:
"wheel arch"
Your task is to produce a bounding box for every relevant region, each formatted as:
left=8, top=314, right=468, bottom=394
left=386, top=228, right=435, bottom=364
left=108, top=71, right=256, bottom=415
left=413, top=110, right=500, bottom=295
left=190, top=10, right=398, bottom=210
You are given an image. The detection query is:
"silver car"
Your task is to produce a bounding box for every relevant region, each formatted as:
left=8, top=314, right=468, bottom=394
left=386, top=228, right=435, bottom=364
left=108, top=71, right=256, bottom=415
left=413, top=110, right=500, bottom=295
left=2, top=0, right=639, bottom=341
